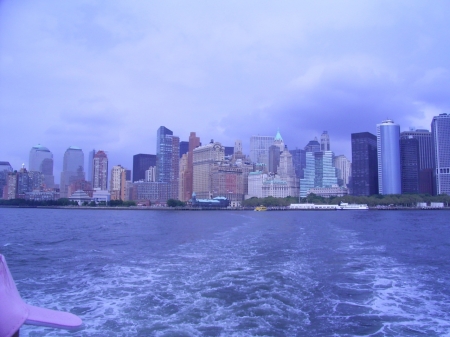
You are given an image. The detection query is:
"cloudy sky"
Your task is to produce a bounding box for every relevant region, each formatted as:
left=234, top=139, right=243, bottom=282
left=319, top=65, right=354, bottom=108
left=1, top=1, right=449, bottom=180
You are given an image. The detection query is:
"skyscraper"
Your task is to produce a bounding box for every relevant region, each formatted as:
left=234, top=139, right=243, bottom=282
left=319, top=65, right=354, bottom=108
left=156, top=126, right=179, bottom=199
left=87, top=149, right=96, bottom=183
left=300, top=151, right=337, bottom=198
left=400, top=137, right=420, bottom=194
left=29, top=144, right=54, bottom=188
left=193, top=141, right=225, bottom=199
left=110, top=165, right=126, bottom=200
left=351, top=132, right=378, bottom=196
left=180, top=131, right=201, bottom=201
left=249, top=135, right=274, bottom=169
left=321, top=131, right=330, bottom=151
left=431, top=113, right=450, bottom=195
left=93, top=150, right=108, bottom=190
left=60, top=146, right=85, bottom=198
left=304, top=138, right=321, bottom=152
left=334, top=155, right=351, bottom=187
left=377, top=120, right=401, bottom=195
left=133, top=154, right=156, bottom=182
left=400, top=129, right=434, bottom=194
left=289, top=148, right=306, bottom=179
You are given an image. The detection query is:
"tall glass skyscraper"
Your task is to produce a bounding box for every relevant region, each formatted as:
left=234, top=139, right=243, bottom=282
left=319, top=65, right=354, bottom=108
left=377, top=120, right=401, bottom=195
left=60, top=146, right=85, bottom=197
left=432, top=113, right=450, bottom=195
left=351, top=132, right=378, bottom=196
left=93, top=150, right=108, bottom=190
left=133, top=154, right=156, bottom=182
left=249, top=135, right=274, bottom=169
left=299, top=151, right=337, bottom=198
left=400, top=129, right=434, bottom=194
left=156, top=126, right=179, bottom=199
left=29, top=144, right=54, bottom=188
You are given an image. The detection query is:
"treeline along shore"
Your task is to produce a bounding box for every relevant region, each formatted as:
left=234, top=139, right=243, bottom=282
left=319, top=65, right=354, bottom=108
left=1, top=194, right=450, bottom=210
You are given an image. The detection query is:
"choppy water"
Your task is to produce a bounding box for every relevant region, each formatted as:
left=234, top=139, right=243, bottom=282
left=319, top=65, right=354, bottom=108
left=1, top=208, right=450, bottom=336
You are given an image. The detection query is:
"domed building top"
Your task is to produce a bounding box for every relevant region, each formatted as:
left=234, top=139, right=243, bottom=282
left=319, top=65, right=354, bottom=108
left=31, top=144, right=50, bottom=152
left=67, top=146, right=82, bottom=151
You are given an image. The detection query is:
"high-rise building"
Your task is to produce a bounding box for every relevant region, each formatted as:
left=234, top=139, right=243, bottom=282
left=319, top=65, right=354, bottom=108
left=60, top=146, right=85, bottom=198
left=179, top=141, right=189, bottom=158
left=300, top=151, right=337, bottom=198
left=156, top=126, right=179, bottom=199
left=377, top=120, right=401, bottom=195
left=93, top=150, right=108, bottom=190
left=110, top=165, right=126, bottom=200
left=179, top=132, right=201, bottom=202
left=334, top=155, right=351, bottom=187
left=87, top=149, right=96, bottom=183
left=268, top=145, right=281, bottom=174
left=290, top=148, right=306, bottom=179
left=351, top=132, right=378, bottom=196
left=29, top=144, right=54, bottom=188
left=249, top=135, right=274, bottom=169
left=193, top=141, right=225, bottom=199
left=400, top=137, right=420, bottom=194
left=321, top=131, right=331, bottom=151
left=431, top=113, right=450, bottom=195
left=133, top=154, right=156, bottom=182
left=304, top=138, right=321, bottom=152
left=400, top=129, right=434, bottom=194
left=0, top=162, right=13, bottom=198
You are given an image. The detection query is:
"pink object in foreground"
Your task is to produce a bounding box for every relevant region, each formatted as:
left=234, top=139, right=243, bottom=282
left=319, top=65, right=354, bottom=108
left=0, top=254, right=82, bottom=337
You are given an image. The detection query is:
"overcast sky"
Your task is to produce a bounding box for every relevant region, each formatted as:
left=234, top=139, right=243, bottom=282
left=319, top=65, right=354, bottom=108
left=1, top=1, right=449, bottom=179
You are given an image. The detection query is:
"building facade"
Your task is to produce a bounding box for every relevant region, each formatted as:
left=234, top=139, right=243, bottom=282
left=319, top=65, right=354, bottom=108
left=133, top=154, right=156, bottom=182
left=110, top=165, right=127, bottom=200
left=29, top=144, right=54, bottom=188
left=400, top=129, right=434, bottom=194
left=432, top=113, right=450, bottom=195
left=93, top=150, right=108, bottom=190
left=193, top=141, right=225, bottom=199
left=156, top=126, right=179, bottom=199
left=351, top=132, right=378, bottom=196
left=377, top=120, right=401, bottom=195
left=249, top=135, right=274, bottom=170
left=60, top=146, right=85, bottom=198
left=300, top=151, right=337, bottom=198
left=400, top=137, right=420, bottom=194
left=334, top=155, right=351, bottom=187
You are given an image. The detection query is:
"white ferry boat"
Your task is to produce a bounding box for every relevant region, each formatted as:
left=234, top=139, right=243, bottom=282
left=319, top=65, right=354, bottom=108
left=339, top=202, right=369, bottom=210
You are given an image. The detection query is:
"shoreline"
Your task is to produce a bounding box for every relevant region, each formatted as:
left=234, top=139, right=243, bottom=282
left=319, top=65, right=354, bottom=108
left=0, top=205, right=449, bottom=211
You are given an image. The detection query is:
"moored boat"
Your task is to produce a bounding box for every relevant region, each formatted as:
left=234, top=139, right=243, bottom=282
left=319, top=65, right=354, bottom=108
left=339, top=202, right=369, bottom=210
left=254, top=205, right=268, bottom=211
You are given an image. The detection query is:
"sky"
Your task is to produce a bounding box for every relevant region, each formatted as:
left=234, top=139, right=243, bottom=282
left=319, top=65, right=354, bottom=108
left=1, top=1, right=450, bottom=180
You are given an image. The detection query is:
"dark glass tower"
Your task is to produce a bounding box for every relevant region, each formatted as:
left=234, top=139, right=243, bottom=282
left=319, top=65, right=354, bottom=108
left=400, top=137, right=420, bottom=193
left=290, top=148, right=306, bottom=179
left=400, top=129, right=434, bottom=194
left=351, top=132, right=378, bottom=196
left=132, top=154, right=156, bottom=182
left=156, top=126, right=179, bottom=199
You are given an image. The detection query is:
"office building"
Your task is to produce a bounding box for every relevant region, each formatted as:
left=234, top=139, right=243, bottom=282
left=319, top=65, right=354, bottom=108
left=133, top=154, right=156, bottom=182
left=400, top=137, right=420, bottom=194
left=60, top=146, right=85, bottom=198
left=290, top=148, right=306, bottom=179
left=249, top=135, right=274, bottom=169
left=351, top=132, right=378, bottom=196
left=377, top=120, right=401, bottom=194
left=193, top=141, right=225, bottom=199
left=300, top=151, right=337, bottom=198
left=321, top=131, right=331, bottom=151
left=304, top=138, right=321, bottom=152
left=110, top=165, right=127, bottom=200
left=87, top=149, right=96, bottom=183
left=401, top=129, right=434, bottom=194
left=29, top=144, right=54, bottom=188
left=431, top=113, right=450, bottom=195
left=179, top=132, right=201, bottom=202
left=334, top=155, right=351, bottom=187
left=179, top=141, right=189, bottom=158
left=93, top=150, right=108, bottom=190
left=156, top=126, right=179, bottom=199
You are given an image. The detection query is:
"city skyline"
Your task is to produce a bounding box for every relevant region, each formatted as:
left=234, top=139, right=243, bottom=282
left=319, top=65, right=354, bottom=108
left=1, top=2, right=449, bottom=179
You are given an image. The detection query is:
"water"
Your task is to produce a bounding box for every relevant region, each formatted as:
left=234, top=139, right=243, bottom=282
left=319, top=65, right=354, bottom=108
left=1, top=208, right=450, bottom=336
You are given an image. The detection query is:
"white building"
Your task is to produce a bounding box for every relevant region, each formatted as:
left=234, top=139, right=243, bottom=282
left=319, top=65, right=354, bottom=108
left=246, top=171, right=268, bottom=199
left=193, top=141, right=225, bottom=199
left=334, top=155, right=352, bottom=187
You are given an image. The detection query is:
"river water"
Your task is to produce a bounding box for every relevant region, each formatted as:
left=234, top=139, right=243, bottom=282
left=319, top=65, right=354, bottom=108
left=1, top=208, right=449, bottom=336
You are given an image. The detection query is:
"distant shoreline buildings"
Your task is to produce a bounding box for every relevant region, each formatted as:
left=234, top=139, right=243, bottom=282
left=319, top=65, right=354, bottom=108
left=2, top=113, right=450, bottom=204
